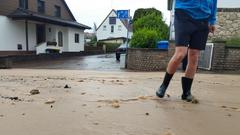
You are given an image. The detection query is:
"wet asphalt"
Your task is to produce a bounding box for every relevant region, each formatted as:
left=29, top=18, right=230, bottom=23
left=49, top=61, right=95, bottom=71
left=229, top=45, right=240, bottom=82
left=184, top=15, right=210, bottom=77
left=13, top=53, right=127, bottom=71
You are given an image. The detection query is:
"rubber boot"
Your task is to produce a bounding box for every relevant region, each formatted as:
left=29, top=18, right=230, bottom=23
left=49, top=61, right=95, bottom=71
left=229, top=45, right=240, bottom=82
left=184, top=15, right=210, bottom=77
left=181, top=77, right=194, bottom=102
left=156, top=72, right=173, bottom=98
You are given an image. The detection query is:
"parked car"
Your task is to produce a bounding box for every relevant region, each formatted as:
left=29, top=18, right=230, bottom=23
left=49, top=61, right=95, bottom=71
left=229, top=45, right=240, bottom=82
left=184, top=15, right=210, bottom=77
left=115, top=43, right=129, bottom=61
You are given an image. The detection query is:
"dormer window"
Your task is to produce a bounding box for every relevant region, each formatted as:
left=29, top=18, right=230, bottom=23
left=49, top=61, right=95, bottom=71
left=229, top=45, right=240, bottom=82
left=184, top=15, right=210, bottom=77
left=54, top=5, right=61, bottom=17
left=19, top=0, right=28, bottom=9
left=37, top=0, right=45, bottom=14
left=109, top=17, right=116, bottom=25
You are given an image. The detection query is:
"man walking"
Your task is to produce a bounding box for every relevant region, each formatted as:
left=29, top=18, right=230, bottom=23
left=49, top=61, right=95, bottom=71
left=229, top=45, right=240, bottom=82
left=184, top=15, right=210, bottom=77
left=156, top=0, right=217, bottom=101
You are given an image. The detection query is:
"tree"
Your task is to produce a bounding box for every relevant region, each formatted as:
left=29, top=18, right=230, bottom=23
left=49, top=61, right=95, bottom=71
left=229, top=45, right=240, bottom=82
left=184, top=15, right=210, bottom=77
left=130, top=8, right=169, bottom=48
left=133, top=8, right=163, bottom=22
left=133, top=13, right=168, bottom=40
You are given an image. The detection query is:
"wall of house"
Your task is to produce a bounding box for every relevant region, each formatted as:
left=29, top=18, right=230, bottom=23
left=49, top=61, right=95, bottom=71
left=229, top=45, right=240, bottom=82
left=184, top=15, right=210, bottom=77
left=28, top=0, right=74, bottom=21
left=96, top=11, right=131, bottom=41
left=28, top=22, right=37, bottom=51
left=67, top=27, right=84, bottom=52
left=210, top=8, right=240, bottom=40
left=0, top=0, right=74, bottom=21
left=0, top=15, right=36, bottom=51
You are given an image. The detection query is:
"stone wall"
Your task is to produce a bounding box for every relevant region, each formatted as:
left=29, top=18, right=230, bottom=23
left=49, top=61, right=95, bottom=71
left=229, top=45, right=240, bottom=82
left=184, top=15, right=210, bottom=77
left=211, top=8, right=240, bottom=40
left=212, top=42, right=240, bottom=71
left=126, top=44, right=175, bottom=71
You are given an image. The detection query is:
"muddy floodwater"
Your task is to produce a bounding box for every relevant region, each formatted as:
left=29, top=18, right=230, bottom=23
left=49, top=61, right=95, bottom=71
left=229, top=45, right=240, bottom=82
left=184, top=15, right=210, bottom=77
left=0, top=69, right=240, bottom=135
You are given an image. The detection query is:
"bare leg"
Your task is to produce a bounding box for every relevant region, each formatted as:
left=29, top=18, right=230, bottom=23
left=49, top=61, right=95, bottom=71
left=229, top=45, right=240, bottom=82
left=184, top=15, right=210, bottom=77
left=181, top=48, right=200, bottom=101
left=156, top=46, right=188, bottom=98
left=167, top=47, right=188, bottom=74
left=185, top=49, right=200, bottom=78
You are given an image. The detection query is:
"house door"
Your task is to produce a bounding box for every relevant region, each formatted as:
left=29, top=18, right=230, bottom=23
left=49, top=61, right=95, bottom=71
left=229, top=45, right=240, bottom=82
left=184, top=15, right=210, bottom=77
left=58, top=31, right=63, bottom=47
left=36, top=24, right=46, bottom=44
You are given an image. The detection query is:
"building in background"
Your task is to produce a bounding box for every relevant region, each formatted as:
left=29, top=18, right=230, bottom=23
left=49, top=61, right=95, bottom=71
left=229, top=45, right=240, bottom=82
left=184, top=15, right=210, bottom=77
left=96, top=9, right=133, bottom=44
left=0, top=0, right=90, bottom=56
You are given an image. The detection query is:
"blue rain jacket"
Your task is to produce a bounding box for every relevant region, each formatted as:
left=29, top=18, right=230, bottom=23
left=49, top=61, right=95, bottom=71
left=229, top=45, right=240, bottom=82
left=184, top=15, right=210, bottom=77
left=175, top=0, right=217, bottom=25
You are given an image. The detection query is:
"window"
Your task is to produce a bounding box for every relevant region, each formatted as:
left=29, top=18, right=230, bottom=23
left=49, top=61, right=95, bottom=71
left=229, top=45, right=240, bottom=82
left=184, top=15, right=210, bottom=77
left=111, top=26, right=114, bottom=33
left=19, top=0, right=28, bottom=9
left=109, top=17, right=116, bottom=25
left=118, top=25, right=122, bottom=31
left=58, top=31, right=63, bottom=47
left=38, top=0, right=45, bottom=14
left=17, top=44, right=23, bottom=50
left=75, top=34, right=79, bottom=43
left=54, top=5, right=61, bottom=17
left=103, top=25, right=107, bottom=31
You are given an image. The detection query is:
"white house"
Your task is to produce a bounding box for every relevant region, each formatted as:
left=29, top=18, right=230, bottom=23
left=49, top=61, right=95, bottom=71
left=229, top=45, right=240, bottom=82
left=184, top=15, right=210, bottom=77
left=0, top=0, right=90, bottom=56
left=96, top=9, right=133, bottom=44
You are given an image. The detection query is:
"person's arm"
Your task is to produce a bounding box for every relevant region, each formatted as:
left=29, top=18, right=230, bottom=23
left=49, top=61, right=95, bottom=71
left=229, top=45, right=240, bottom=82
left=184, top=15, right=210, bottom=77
left=209, top=0, right=217, bottom=33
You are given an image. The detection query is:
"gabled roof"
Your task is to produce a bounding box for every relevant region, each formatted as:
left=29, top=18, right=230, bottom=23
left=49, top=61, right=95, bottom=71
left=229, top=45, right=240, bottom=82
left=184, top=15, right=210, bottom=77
left=61, top=0, right=76, bottom=21
left=8, top=9, right=91, bottom=30
left=96, top=9, right=132, bottom=32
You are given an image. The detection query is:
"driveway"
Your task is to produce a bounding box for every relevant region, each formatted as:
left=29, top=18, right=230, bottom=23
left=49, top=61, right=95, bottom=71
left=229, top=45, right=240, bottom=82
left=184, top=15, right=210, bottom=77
left=13, top=53, right=126, bottom=71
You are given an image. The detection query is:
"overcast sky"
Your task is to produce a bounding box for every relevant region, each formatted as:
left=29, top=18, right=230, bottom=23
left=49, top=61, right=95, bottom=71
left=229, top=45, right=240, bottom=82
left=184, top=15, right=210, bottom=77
left=65, top=0, right=170, bottom=31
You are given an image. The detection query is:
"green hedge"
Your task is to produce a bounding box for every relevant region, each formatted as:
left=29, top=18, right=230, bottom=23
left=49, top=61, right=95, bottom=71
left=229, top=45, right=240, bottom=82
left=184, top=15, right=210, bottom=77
left=130, top=28, right=159, bottom=48
left=226, top=37, right=240, bottom=47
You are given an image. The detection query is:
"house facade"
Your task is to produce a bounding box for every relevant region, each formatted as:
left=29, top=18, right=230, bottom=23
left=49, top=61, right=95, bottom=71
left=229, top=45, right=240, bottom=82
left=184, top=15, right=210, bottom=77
left=0, top=0, right=90, bottom=56
left=96, top=9, right=133, bottom=44
left=167, top=0, right=240, bottom=40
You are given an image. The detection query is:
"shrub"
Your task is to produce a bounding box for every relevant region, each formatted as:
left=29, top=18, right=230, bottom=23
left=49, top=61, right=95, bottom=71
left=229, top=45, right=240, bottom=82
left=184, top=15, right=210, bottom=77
left=130, top=28, right=159, bottom=48
left=133, top=13, right=169, bottom=40
left=131, top=8, right=169, bottom=48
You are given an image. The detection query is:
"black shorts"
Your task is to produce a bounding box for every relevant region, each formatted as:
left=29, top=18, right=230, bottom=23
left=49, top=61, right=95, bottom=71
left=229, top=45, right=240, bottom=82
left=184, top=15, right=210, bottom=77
left=174, top=9, right=209, bottom=50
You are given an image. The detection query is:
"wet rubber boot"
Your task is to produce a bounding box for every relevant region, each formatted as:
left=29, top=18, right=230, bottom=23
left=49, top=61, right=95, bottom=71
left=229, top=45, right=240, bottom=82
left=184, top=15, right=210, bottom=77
left=181, top=77, right=194, bottom=102
left=156, top=72, right=173, bottom=98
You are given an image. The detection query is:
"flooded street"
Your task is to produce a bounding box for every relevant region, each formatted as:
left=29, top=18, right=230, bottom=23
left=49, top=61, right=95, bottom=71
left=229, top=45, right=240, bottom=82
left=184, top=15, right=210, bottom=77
left=13, top=53, right=126, bottom=71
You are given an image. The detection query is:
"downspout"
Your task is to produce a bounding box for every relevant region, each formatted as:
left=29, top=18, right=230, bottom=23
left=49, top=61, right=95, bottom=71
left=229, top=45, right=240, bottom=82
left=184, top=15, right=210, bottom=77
left=25, top=20, right=29, bottom=51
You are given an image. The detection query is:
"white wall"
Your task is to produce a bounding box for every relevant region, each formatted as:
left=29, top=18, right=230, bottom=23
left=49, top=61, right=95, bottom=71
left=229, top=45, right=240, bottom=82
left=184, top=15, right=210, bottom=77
left=96, top=11, right=131, bottom=41
left=0, top=16, right=26, bottom=51
left=67, top=27, right=84, bottom=52
left=0, top=16, right=36, bottom=51
left=28, top=22, right=37, bottom=51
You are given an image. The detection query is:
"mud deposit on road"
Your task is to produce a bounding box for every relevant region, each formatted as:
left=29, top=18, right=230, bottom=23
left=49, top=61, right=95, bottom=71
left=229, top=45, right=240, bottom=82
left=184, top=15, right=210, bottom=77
left=0, top=69, right=240, bottom=135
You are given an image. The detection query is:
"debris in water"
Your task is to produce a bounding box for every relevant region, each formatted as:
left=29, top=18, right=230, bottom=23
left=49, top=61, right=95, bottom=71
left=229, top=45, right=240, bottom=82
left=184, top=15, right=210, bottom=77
left=64, top=85, right=71, bottom=89
left=145, top=113, right=149, bottom=116
left=45, top=99, right=55, bottom=104
left=221, top=106, right=227, bottom=108
left=93, top=122, right=99, bottom=125
left=138, top=96, right=148, bottom=100
left=0, top=114, right=4, bottom=117
left=111, top=100, right=120, bottom=108
left=191, top=98, right=199, bottom=104
left=30, top=89, right=40, bottom=95
left=167, top=94, right=170, bottom=98
left=81, top=92, right=86, bottom=95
